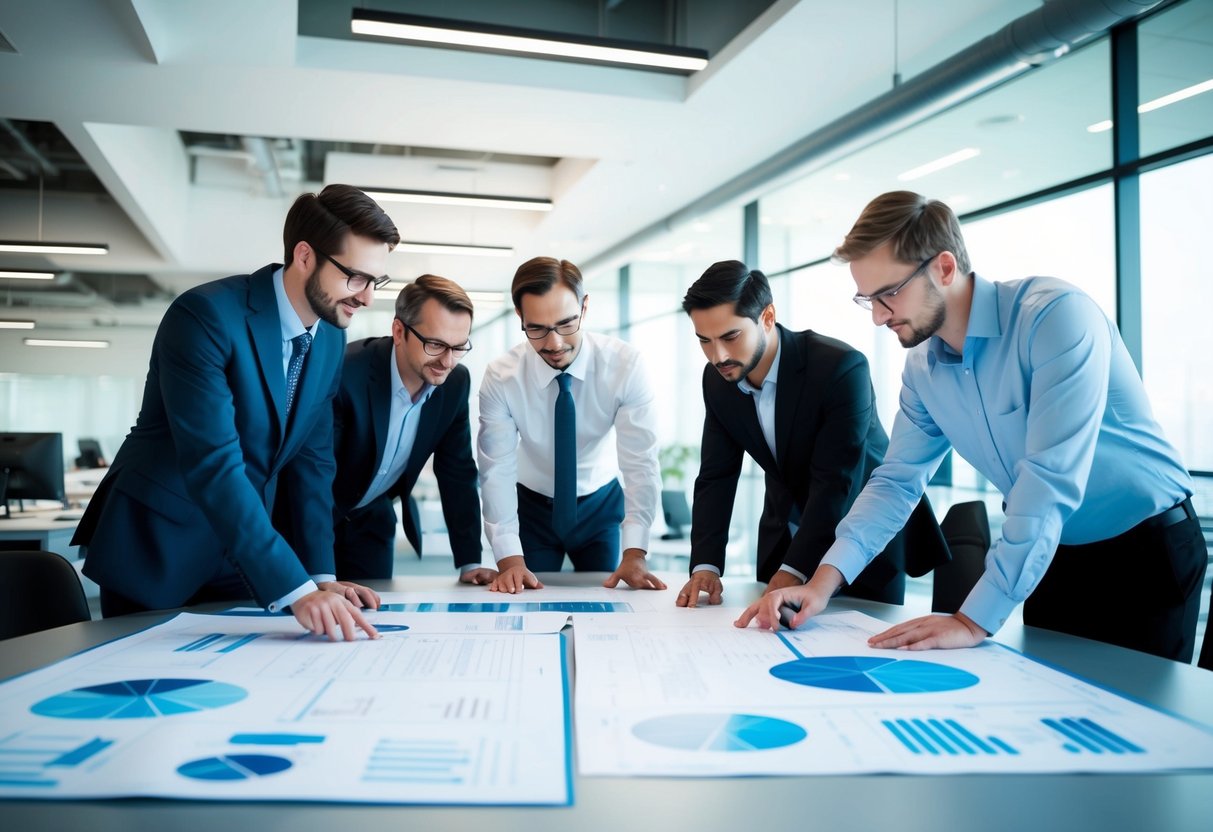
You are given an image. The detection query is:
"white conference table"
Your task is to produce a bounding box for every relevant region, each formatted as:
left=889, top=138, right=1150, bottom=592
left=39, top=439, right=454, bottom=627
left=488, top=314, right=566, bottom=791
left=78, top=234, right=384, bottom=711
left=2, top=572, right=1212, bottom=832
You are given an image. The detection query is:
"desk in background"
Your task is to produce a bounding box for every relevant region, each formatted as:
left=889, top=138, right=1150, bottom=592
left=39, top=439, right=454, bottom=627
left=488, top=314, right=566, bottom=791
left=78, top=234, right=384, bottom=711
left=2, top=574, right=1211, bottom=832
left=0, top=510, right=80, bottom=558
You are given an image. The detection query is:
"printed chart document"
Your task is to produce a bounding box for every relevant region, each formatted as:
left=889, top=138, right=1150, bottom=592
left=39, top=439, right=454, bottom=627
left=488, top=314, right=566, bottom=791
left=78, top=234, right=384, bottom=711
left=574, top=609, right=1213, bottom=776
left=0, top=612, right=571, bottom=804
left=377, top=584, right=660, bottom=613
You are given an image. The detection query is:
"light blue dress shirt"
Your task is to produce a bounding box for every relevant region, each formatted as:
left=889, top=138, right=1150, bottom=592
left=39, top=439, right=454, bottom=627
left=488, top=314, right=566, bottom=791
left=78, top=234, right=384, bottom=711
left=821, top=275, right=1192, bottom=635
left=737, top=329, right=781, bottom=460
left=355, top=346, right=435, bottom=509
left=268, top=268, right=333, bottom=612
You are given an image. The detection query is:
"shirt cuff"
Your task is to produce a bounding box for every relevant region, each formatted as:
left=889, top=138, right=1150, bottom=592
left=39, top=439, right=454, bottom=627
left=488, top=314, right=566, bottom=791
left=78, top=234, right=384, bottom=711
left=778, top=564, right=808, bottom=582
left=620, top=520, right=651, bottom=553
left=268, top=579, right=319, bottom=613
left=692, top=564, right=721, bottom=576
left=311, top=574, right=335, bottom=585
left=490, top=533, right=524, bottom=564
left=958, top=574, right=1015, bottom=636
left=819, top=538, right=869, bottom=586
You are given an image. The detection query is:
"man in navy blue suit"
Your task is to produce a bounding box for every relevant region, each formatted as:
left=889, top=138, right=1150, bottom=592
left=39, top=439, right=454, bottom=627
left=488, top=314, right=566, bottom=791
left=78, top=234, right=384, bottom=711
left=75, top=185, right=399, bottom=640
left=332, top=274, right=494, bottom=584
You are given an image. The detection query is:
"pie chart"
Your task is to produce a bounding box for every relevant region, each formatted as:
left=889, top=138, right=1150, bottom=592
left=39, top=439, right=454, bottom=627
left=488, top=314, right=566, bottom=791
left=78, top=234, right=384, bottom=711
left=770, top=656, right=978, bottom=693
left=633, top=713, right=806, bottom=752
left=31, top=679, right=248, bottom=719
left=178, top=754, right=292, bottom=781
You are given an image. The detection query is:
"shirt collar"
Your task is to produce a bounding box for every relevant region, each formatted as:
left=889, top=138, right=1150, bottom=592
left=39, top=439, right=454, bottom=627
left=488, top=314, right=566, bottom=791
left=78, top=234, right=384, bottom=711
left=272, top=266, right=309, bottom=343
left=390, top=341, right=434, bottom=405
left=927, top=272, right=999, bottom=369
left=531, top=330, right=593, bottom=389
left=738, top=326, right=781, bottom=397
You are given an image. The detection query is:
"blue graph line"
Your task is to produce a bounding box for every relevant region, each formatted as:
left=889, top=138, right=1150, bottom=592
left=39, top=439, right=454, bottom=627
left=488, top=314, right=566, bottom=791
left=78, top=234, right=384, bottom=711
left=774, top=631, right=805, bottom=660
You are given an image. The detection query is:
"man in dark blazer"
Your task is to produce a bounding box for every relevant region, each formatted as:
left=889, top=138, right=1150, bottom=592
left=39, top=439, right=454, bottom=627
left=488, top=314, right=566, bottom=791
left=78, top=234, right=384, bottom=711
left=74, top=185, right=399, bottom=640
left=676, top=260, right=947, bottom=608
left=332, top=274, right=492, bottom=583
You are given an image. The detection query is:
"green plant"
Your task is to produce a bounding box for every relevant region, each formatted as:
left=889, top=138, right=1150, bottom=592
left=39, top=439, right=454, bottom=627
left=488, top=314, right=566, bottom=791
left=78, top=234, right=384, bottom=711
left=658, top=443, right=698, bottom=486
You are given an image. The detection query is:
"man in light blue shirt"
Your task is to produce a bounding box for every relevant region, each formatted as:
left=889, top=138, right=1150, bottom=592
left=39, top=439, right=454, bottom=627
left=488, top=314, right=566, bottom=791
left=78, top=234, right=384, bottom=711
left=332, top=275, right=489, bottom=584
left=738, top=191, right=1206, bottom=662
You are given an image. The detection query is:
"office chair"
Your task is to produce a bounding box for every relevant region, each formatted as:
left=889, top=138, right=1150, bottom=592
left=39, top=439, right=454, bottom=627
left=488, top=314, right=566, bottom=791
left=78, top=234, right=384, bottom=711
left=0, top=550, right=91, bottom=640
left=931, top=501, right=992, bottom=614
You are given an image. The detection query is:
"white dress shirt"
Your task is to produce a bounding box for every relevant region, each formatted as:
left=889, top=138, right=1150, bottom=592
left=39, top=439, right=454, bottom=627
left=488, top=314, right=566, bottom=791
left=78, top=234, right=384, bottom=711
left=477, top=331, right=660, bottom=563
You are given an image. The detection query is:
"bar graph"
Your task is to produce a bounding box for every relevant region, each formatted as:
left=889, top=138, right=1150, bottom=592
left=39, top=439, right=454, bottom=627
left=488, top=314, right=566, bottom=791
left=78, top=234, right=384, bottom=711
left=0, top=732, right=115, bottom=788
left=1042, top=717, right=1146, bottom=754
left=882, top=717, right=1018, bottom=756
left=361, top=737, right=471, bottom=784
left=174, top=633, right=264, bottom=654
left=378, top=601, right=632, bottom=614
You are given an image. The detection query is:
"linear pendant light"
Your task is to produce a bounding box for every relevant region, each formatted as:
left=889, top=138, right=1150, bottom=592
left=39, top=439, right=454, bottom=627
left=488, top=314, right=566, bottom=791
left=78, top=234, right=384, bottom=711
left=364, top=188, right=553, bottom=212
left=0, top=240, right=108, bottom=255
left=395, top=241, right=514, bottom=257
left=0, top=269, right=56, bottom=279
left=351, top=9, right=709, bottom=74
left=0, top=320, right=36, bottom=329
left=24, top=338, right=109, bottom=348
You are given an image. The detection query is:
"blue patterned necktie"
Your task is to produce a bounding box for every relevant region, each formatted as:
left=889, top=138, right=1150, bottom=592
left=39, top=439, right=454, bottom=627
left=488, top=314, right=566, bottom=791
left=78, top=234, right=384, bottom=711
left=285, top=331, right=313, bottom=414
left=552, top=372, right=577, bottom=539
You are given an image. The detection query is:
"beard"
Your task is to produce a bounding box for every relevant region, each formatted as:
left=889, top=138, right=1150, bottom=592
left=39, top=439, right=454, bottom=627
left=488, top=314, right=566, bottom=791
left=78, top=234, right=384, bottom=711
left=897, top=282, right=946, bottom=348
left=304, top=265, right=357, bottom=328
left=716, top=329, right=767, bottom=385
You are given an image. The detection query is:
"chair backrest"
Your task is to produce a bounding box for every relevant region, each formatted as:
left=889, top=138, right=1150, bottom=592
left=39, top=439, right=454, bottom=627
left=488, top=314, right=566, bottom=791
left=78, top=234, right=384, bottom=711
left=931, top=501, right=992, bottom=614
left=0, top=549, right=91, bottom=640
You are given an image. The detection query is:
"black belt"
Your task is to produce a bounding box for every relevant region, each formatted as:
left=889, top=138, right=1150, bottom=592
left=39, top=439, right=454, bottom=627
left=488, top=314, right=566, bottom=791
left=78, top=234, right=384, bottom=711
left=1140, top=498, right=1196, bottom=532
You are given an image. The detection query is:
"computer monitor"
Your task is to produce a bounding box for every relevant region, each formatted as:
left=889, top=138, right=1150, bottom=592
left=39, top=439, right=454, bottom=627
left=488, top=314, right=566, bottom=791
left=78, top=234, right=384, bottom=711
left=76, top=438, right=105, bottom=469
left=661, top=489, right=692, bottom=540
left=0, top=432, right=66, bottom=517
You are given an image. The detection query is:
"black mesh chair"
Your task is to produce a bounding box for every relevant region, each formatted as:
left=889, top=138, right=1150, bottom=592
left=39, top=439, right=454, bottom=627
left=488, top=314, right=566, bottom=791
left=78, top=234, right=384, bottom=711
left=0, top=550, right=91, bottom=639
left=931, top=501, right=992, bottom=614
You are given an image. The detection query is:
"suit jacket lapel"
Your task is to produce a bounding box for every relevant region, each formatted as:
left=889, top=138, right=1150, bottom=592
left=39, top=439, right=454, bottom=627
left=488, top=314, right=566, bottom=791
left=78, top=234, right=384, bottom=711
left=367, top=338, right=392, bottom=486
left=773, top=324, right=806, bottom=477
left=246, top=267, right=288, bottom=435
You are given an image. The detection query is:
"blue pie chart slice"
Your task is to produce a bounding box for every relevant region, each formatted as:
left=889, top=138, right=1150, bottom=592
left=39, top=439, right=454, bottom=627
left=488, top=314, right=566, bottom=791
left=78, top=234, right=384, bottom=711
left=178, top=754, right=292, bottom=781
left=31, top=679, right=248, bottom=719
left=633, top=713, right=806, bottom=752
left=770, top=656, right=978, bottom=693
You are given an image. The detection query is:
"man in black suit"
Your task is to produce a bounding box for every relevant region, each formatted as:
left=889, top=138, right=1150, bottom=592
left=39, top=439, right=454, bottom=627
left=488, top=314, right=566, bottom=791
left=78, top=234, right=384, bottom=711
left=676, top=260, right=946, bottom=608
left=332, top=274, right=493, bottom=583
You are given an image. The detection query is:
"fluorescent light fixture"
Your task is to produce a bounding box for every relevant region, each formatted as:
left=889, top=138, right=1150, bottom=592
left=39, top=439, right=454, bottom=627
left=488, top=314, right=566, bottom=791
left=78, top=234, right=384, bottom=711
left=365, top=188, right=552, bottom=212
left=396, top=241, right=514, bottom=258
left=373, top=283, right=407, bottom=302
left=0, top=240, right=108, bottom=255
left=351, top=9, right=709, bottom=73
left=1139, top=78, right=1213, bottom=113
left=1087, top=77, right=1213, bottom=132
left=0, top=269, right=55, bottom=280
left=467, top=291, right=506, bottom=308
left=897, top=148, right=982, bottom=182
left=24, top=338, right=109, bottom=348
left=0, top=320, right=35, bottom=329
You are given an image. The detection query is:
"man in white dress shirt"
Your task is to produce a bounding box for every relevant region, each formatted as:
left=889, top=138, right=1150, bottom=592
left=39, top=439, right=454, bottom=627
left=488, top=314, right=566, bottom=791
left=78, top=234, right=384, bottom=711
left=477, top=256, right=666, bottom=593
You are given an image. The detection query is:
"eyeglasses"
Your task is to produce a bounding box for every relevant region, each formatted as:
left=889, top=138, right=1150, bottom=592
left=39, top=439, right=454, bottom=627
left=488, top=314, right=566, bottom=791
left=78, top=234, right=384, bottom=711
left=852, top=255, right=936, bottom=312
left=316, top=249, right=392, bottom=293
left=400, top=320, right=472, bottom=357
left=521, top=310, right=584, bottom=340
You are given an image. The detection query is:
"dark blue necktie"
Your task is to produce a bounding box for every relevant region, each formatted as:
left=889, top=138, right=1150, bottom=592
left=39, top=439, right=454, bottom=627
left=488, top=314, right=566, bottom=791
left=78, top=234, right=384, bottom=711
left=285, top=331, right=313, bottom=414
left=553, top=372, right=577, bottom=539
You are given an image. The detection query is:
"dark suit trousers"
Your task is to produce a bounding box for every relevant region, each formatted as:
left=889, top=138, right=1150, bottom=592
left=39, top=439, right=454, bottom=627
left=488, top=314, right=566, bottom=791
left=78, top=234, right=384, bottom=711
left=517, top=480, right=625, bottom=572
left=334, top=497, right=398, bottom=581
left=1023, top=502, right=1207, bottom=662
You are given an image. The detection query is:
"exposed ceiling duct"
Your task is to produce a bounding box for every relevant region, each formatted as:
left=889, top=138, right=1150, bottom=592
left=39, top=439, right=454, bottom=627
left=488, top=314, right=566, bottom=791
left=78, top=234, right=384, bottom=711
left=582, top=0, right=1166, bottom=271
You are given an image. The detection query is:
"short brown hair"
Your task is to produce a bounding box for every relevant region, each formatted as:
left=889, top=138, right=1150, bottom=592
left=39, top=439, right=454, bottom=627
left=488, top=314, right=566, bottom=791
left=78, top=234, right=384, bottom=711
left=510, top=256, right=584, bottom=310
left=834, top=190, right=971, bottom=274
left=283, top=184, right=400, bottom=267
left=394, top=274, right=474, bottom=327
